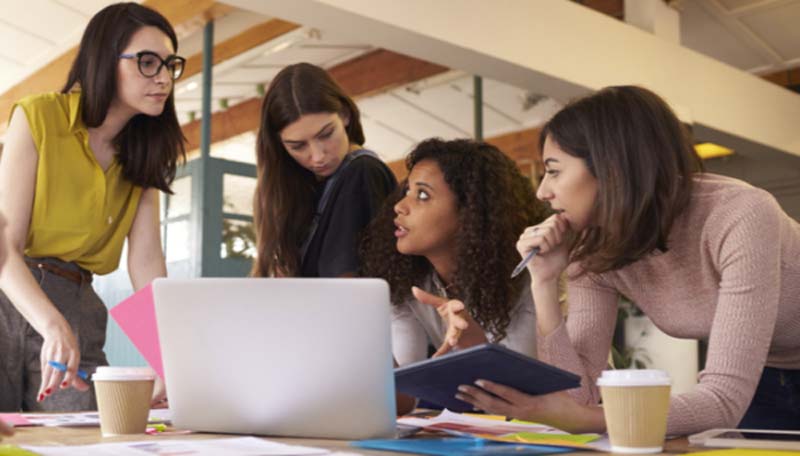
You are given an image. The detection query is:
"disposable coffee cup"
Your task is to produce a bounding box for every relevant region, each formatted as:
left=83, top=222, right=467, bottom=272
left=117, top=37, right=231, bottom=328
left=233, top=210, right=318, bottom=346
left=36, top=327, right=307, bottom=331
left=93, top=367, right=155, bottom=436
left=597, top=369, right=671, bottom=454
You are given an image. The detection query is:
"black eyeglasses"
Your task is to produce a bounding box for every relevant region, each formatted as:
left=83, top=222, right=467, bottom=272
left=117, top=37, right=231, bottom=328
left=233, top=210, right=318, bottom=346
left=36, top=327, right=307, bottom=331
left=119, top=51, right=186, bottom=80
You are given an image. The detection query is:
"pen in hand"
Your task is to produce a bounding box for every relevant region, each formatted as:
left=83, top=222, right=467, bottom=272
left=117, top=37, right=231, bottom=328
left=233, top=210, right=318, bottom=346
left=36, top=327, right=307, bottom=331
left=48, top=360, right=89, bottom=381
left=510, top=247, right=540, bottom=278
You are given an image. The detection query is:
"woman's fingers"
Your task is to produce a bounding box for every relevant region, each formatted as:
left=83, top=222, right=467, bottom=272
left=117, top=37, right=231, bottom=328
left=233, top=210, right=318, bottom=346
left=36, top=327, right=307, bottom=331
left=474, top=379, right=529, bottom=404
left=38, top=327, right=83, bottom=402
left=71, top=377, right=90, bottom=392
left=456, top=383, right=513, bottom=416
left=38, top=349, right=59, bottom=402
left=0, top=419, right=14, bottom=437
left=61, top=349, right=81, bottom=390
left=518, top=213, right=572, bottom=256
left=411, top=286, right=449, bottom=309
left=432, top=339, right=456, bottom=358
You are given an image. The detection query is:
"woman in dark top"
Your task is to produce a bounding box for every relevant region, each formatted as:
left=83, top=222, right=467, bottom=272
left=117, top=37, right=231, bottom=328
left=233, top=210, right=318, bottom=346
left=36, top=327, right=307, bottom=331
left=251, top=63, right=396, bottom=277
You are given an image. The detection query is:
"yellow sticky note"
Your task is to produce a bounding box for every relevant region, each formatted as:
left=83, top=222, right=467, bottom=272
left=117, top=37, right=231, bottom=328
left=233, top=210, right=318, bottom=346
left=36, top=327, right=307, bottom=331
left=462, top=413, right=506, bottom=421
left=0, top=445, right=40, bottom=456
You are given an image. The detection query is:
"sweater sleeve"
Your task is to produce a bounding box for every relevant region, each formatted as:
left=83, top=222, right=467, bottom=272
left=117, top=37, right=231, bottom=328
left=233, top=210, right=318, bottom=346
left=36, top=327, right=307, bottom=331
left=537, top=266, right=619, bottom=405
left=391, top=302, right=431, bottom=366
left=497, top=277, right=538, bottom=359
left=666, top=191, right=783, bottom=435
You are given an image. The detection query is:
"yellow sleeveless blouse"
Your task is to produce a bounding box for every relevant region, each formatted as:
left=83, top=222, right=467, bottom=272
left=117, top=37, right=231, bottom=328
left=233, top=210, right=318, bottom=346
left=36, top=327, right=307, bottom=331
left=12, top=92, right=143, bottom=274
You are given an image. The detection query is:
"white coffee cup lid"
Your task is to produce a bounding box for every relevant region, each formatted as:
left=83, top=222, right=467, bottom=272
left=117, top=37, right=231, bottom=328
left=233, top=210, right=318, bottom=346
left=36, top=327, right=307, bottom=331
left=92, top=366, right=156, bottom=382
left=596, top=369, right=671, bottom=387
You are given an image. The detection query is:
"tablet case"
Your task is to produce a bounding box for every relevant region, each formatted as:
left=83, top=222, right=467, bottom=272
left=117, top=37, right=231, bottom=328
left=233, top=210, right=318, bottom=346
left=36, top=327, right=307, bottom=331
left=394, top=344, right=581, bottom=412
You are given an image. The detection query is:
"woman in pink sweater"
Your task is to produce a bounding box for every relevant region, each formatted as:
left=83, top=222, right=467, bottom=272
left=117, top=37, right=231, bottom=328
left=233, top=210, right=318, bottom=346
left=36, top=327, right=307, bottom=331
left=454, top=86, right=800, bottom=435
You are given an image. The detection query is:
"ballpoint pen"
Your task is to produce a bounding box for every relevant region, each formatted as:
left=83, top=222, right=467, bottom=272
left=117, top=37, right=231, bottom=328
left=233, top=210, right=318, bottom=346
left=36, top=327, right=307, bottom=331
left=510, top=247, right=540, bottom=278
left=47, top=360, right=89, bottom=381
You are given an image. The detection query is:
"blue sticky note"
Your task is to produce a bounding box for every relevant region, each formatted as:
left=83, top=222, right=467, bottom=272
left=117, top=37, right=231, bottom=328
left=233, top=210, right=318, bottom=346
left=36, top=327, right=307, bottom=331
left=352, top=437, right=575, bottom=456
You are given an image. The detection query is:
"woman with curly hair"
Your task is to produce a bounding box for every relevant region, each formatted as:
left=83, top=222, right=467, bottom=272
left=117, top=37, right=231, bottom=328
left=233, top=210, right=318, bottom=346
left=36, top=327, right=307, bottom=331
left=360, top=138, right=549, bottom=365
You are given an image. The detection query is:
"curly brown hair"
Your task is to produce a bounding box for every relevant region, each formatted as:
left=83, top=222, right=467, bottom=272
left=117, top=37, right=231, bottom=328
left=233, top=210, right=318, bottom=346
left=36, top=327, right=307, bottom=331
left=360, top=138, right=549, bottom=341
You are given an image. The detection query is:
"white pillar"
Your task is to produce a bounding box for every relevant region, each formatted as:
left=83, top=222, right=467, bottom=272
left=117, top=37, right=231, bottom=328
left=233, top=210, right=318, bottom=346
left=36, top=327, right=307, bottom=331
left=625, top=0, right=681, bottom=44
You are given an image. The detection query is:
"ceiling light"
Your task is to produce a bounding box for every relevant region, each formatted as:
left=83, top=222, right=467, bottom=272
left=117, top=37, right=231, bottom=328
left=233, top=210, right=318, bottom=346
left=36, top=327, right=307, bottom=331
left=176, top=81, right=198, bottom=95
left=263, top=39, right=297, bottom=56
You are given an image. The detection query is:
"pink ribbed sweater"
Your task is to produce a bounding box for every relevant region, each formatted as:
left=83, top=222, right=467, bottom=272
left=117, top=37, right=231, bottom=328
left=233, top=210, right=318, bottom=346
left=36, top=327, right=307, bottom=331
left=538, top=173, right=800, bottom=436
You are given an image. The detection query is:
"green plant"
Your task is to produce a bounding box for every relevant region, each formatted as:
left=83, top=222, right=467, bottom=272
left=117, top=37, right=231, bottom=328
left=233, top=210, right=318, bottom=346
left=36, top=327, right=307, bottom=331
left=221, top=199, right=256, bottom=259
left=221, top=218, right=256, bottom=259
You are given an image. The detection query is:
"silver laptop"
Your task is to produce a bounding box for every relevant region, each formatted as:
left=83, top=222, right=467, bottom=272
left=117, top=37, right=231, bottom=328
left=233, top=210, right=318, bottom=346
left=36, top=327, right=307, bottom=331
left=152, top=278, right=397, bottom=439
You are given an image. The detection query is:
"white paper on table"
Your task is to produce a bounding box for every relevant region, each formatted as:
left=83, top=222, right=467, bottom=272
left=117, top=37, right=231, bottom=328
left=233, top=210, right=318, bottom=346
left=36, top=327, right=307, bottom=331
left=19, top=409, right=171, bottom=429
left=398, top=409, right=568, bottom=435
left=22, top=436, right=332, bottom=456
left=399, top=409, right=612, bottom=451
left=24, top=411, right=101, bottom=427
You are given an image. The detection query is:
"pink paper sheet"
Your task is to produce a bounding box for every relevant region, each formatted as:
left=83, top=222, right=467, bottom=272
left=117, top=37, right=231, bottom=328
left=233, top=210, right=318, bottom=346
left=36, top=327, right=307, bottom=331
left=109, top=284, right=164, bottom=378
left=0, top=413, right=34, bottom=427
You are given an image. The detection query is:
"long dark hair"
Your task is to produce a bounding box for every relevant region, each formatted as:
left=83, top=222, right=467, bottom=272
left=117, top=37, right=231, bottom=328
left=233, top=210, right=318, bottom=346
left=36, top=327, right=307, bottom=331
left=360, top=138, right=548, bottom=341
left=540, top=85, right=702, bottom=273
left=62, top=2, right=184, bottom=193
left=251, top=62, right=365, bottom=277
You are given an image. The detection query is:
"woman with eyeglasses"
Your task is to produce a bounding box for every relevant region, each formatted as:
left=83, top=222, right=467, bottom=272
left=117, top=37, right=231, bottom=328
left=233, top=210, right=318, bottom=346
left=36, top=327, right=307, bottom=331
left=0, top=2, right=185, bottom=412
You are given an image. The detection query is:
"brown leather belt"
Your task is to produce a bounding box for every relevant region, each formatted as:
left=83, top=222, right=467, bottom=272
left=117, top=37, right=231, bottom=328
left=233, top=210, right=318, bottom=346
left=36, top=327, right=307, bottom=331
left=26, top=259, right=93, bottom=285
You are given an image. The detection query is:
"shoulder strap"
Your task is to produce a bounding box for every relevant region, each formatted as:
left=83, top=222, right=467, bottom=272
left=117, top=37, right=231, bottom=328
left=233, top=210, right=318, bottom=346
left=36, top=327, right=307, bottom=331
left=298, top=149, right=380, bottom=265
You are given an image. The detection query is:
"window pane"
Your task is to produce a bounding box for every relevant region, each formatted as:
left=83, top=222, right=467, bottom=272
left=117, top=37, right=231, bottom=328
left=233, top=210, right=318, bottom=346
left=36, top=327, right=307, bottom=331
left=223, top=174, right=257, bottom=216
left=211, top=131, right=257, bottom=164
left=166, top=176, right=192, bottom=219
left=165, top=220, right=191, bottom=262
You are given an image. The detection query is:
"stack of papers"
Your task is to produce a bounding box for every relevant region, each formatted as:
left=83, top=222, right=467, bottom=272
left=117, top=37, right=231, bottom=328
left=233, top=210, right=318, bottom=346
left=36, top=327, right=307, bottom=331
left=20, top=436, right=351, bottom=456
left=396, top=409, right=610, bottom=451
left=0, top=409, right=171, bottom=428
left=0, top=412, right=101, bottom=428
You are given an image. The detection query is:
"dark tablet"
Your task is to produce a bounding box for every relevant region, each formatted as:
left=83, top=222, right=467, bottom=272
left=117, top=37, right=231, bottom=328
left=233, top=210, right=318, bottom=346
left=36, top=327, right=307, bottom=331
left=394, top=344, right=581, bottom=412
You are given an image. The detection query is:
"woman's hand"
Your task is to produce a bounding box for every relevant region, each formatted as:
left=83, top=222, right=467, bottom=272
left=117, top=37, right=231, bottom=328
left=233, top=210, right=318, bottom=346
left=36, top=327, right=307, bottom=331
left=412, top=287, right=488, bottom=357
left=38, top=321, right=88, bottom=402
left=0, top=419, right=14, bottom=438
left=150, top=375, right=169, bottom=408
left=516, top=212, right=572, bottom=284
left=455, top=380, right=605, bottom=434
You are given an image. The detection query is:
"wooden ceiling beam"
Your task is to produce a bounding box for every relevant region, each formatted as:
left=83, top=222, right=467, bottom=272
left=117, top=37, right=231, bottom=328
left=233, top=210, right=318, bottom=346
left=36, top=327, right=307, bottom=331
left=181, top=49, right=449, bottom=154
left=181, top=18, right=300, bottom=81
left=578, top=0, right=625, bottom=20
left=386, top=127, right=543, bottom=182
left=761, top=67, right=800, bottom=94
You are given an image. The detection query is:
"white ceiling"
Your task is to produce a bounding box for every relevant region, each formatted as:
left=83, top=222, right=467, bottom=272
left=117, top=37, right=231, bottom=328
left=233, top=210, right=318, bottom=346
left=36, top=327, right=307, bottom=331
left=2, top=0, right=799, bottom=165
left=0, top=0, right=119, bottom=94
left=678, top=0, right=800, bottom=74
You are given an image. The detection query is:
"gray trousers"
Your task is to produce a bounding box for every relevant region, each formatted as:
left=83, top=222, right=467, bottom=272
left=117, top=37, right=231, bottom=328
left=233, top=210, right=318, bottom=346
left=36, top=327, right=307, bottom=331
left=0, top=257, right=108, bottom=412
